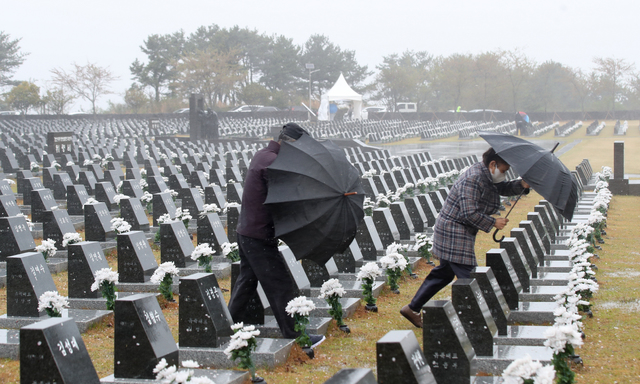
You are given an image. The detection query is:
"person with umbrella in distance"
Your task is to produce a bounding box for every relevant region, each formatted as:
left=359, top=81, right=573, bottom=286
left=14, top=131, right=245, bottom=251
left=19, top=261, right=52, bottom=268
left=228, top=122, right=326, bottom=348
left=400, top=147, right=530, bottom=328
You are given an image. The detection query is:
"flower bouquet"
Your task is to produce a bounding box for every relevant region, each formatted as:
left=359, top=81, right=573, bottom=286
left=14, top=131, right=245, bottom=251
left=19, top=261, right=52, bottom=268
left=319, top=279, right=349, bottom=333
left=224, top=323, right=264, bottom=382
left=357, top=262, right=382, bottom=311
left=191, top=243, right=215, bottom=273
left=150, top=262, right=180, bottom=301
left=38, top=291, right=69, bottom=317
left=285, top=296, right=316, bottom=350
left=221, top=242, right=240, bottom=262
left=36, top=238, right=57, bottom=260
left=91, top=267, right=119, bottom=310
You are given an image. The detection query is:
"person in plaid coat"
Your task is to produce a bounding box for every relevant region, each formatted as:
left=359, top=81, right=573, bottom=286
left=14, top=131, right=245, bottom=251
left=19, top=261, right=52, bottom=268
left=401, top=147, right=530, bottom=328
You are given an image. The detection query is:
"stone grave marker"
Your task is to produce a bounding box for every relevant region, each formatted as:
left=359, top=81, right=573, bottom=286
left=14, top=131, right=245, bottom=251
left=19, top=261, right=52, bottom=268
left=7, top=252, right=57, bottom=317
left=42, top=167, right=58, bottom=189
left=510, top=228, right=538, bottom=277
left=84, top=202, right=116, bottom=242
left=179, top=273, right=233, bottom=348
left=189, top=170, right=208, bottom=189
left=332, top=239, right=364, bottom=273
left=205, top=184, right=227, bottom=208
left=68, top=241, right=109, bottom=299
left=373, top=208, right=400, bottom=248
left=78, top=172, right=97, bottom=195
left=422, top=300, right=477, bottom=384
left=152, top=192, right=177, bottom=227
left=451, top=279, right=498, bottom=356
left=117, top=231, right=158, bottom=283
left=87, top=163, right=104, bottom=182
left=42, top=209, right=76, bottom=249
left=104, top=169, right=123, bottom=187
left=181, top=187, right=205, bottom=218
left=519, top=221, right=545, bottom=266
left=527, top=213, right=550, bottom=255
left=53, top=173, right=73, bottom=199
left=114, top=293, right=179, bottom=379
left=66, top=164, right=81, bottom=181
left=323, top=368, right=377, bottom=384
left=197, top=212, right=228, bottom=254
left=122, top=179, right=144, bottom=199
left=301, top=258, right=339, bottom=287
left=169, top=174, right=189, bottom=195
left=355, top=216, right=384, bottom=261
left=0, top=179, right=14, bottom=196
left=0, top=216, right=36, bottom=261
left=30, top=188, right=57, bottom=222
left=22, top=177, right=44, bottom=206
left=0, top=195, right=20, bottom=217
left=147, top=175, right=169, bottom=195
left=160, top=221, right=194, bottom=267
left=226, top=182, right=243, bottom=204
left=125, top=167, right=142, bottom=180
left=20, top=317, right=100, bottom=384
left=120, top=197, right=150, bottom=231
left=279, top=246, right=311, bottom=296
left=95, top=181, right=118, bottom=211
left=226, top=205, right=241, bottom=244
left=16, top=170, right=33, bottom=194
left=377, top=330, right=436, bottom=384
left=485, top=249, right=522, bottom=310
left=416, top=195, right=438, bottom=227
left=427, top=191, right=443, bottom=212
left=404, top=197, right=428, bottom=233
left=500, top=237, right=531, bottom=292
left=470, top=267, right=510, bottom=336
left=67, top=184, right=90, bottom=215
left=389, top=202, right=414, bottom=240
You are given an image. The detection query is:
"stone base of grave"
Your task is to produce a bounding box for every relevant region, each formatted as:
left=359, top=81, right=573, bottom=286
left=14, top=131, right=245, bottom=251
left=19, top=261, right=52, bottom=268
left=475, top=345, right=552, bottom=374
left=538, top=260, right=572, bottom=273
left=308, top=297, right=361, bottom=319
left=254, top=316, right=332, bottom=338
left=507, top=301, right=556, bottom=324
left=117, top=281, right=180, bottom=294
left=529, top=272, right=570, bottom=286
left=99, top=240, right=118, bottom=254
left=336, top=272, right=387, bottom=282
left=178, top=261, right=231, bottom=279
left=0, top=269, right=5, bottom=288
left=471, top=377, right=502, bottom=383
left=68, top=292, right=161, bottom=310
left=100, top=369, right=248, bottom=384
left=179, top=337, right=295, bottom=369
left=519, top=285, right=567, bottom=302
left=493, top=325, right=550, bottom=346
left=309, top=279, right=385, bottom=300
left=0, top=309, right=112, bottom=333
left=0, top=329, right=19, bottom=359
left=46, top=257, right=68, bottom=274
left=546, top=249, right=570, bottom=260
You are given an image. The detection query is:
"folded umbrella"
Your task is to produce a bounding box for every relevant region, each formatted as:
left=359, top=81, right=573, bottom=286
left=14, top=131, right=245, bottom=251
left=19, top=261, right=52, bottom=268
left=479, top=131, right=578, bottom=223
left=265, top=134, right=365, bottom=265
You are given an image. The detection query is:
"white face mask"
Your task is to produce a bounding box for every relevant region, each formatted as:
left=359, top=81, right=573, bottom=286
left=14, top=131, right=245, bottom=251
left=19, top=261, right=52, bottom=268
left=491, top=166, right=506, bottom=184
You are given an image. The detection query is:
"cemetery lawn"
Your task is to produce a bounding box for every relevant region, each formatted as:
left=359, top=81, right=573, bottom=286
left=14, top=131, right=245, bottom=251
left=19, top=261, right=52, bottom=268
left=0, top=121, right=638, bottom=383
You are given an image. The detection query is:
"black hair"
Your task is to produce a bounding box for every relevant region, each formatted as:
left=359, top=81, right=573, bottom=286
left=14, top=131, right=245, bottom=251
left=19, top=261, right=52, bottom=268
left=482, top=148, right=507, bottom=167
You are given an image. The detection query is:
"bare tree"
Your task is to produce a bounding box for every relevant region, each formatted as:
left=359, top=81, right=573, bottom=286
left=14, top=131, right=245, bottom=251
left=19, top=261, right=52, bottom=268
left=43, top=86, right=75, bottom=114
left=50, top=62, right=118, bottom=114
left=592, top=57, right=634, bottom=117
left=500, top=49, right=535, bottom=112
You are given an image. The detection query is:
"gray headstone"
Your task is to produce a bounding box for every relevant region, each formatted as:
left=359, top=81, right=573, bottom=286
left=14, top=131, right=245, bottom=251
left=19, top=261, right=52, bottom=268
left=451, top=279, right=498, bottom=356
left=179, top=273, right=233, bottom=348
left=390, top=202, right=414, bottom=240
left=373, top=208, right=400, bottom=248
left=301, top=258, right=339, bottom=287
left=0, top=216, right=36, bottom=261
left=67, top=184, right=90, bottom=216
left=120, top=197, right=150, bottom=231
left=7, top=252, right=57, bottom=317
left=114, top=293, right=179, bottom=379
left=30, top=188, right=57, bottom=222
left=205, top=184, right=227, bottom=208
left=500, top=237, right=531, bottom=292
left=470, top=267, right=510, bottom=336
left=160, top=221, right=194, bottom=267
left=332, top=239, right=364, bottom=273
left=0, top=195, right=20, bottom=217
left=53, top=173, right=73, bottom=199
left=68, top=241, right=109, bottom=299
left=355, top=216, right=384, bottom=261
left=20, top=317, right=100, bottom=383
left=323, top=369, right=377, bottom=384
left=377, top=330, right=436, bottom=384
left=117, top=231, right=159, bottom=283
left=84, top=202, right=116, bottom=242
left=152, top=192, right=177, bottom=227
left=95, top=181, right=118, bottom=211
left=181, top=187, right=204, bottom=218
left=197, top=213, right=228, bottom=254
left=485, top=249, right=522, bottom=310
left=43, top=209, right=76, bottom=249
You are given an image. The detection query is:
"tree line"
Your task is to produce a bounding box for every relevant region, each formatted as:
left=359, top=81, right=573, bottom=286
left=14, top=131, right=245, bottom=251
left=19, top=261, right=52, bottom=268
left=1, top=27, right=640, bottom=115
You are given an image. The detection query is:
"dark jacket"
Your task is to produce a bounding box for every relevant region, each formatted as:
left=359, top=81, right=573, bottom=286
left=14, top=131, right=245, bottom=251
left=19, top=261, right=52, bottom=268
left=236, top=140, right=280, bottom=240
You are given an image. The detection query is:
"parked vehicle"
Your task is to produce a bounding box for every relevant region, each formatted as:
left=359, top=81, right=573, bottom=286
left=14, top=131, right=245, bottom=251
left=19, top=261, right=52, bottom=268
left=173, top=108, right=190, bottom=114
left=229, top=105, right=263, bottom=112
left=395, top=102, right=417, bottom=113
left=256, top=106, right=279, bottom=112
left=0, top=110, right=20, bottom=115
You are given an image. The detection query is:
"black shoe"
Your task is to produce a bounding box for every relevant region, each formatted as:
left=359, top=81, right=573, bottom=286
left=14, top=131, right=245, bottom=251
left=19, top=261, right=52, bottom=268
left=308, top=334, right=326, bottom=349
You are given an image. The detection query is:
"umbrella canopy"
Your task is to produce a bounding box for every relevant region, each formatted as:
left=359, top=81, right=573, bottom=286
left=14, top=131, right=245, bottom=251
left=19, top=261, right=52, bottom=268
left=518, top=111, right=530, bottom=123
left=265, top=134, right=365, bottom=264
left=479, top=131, right=578, bottom=221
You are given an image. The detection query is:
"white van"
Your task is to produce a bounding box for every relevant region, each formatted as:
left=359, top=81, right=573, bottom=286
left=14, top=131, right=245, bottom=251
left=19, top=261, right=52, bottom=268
left=395, top=102, right=417, bottom=113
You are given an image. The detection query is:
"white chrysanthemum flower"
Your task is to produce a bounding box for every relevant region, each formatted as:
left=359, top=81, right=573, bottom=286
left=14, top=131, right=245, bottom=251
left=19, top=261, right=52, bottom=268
left=285, top=296, right=316, bottom=317
left=36, top=238, right=58, bottom=259
left=62, top=232, right=82, bottom=248
left=38, top=291, right=69, bottom=313
left=110, top=217, right=132, bottom=234
left=191, top=243, right=215, bottom=261
left=150, top=262, right=180, bottom=284
left=319, top=278, right=346, bottom=299
left=91, top=268, right=119, bottom=292
left=543, top=324, right=583, bottom=354
left=357, top=262, right=382, bottom=281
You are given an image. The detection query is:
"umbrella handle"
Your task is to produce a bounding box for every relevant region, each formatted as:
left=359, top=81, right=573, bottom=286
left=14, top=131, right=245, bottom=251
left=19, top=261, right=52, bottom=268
left=493, top=228, right=505, bottom=243
left=344, top=192, right=358, bottom=196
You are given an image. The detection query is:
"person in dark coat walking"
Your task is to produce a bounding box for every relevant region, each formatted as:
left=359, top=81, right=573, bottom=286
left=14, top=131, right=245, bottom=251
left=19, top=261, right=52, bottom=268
left=400, top=148, right=530, bottom=328
left=228, top=123, right=325, bottom=347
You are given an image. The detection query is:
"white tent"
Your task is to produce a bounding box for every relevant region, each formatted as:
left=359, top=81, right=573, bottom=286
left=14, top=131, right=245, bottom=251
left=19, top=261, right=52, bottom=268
left=317, top=73, right=363, bottom=121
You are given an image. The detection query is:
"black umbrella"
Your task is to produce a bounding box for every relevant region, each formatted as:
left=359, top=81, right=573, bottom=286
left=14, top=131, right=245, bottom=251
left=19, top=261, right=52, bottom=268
left=479, top=131, right=579, bottom=240
left=264, top=134, right=365, bottom=265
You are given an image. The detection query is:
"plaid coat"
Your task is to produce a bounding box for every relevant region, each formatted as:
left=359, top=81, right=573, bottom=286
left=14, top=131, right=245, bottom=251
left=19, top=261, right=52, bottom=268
left=432, top=162, right=526, bottom=266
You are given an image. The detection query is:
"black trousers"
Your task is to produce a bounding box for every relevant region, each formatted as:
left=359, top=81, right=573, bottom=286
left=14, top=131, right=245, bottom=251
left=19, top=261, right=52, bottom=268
left=228, top=234, right=298, bottom=338
left=408, top=259, right=474, bottom=312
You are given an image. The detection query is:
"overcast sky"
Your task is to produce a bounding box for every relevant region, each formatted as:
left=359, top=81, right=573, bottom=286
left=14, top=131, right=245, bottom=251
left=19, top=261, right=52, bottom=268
left=3, top=0, right=639, bottom=111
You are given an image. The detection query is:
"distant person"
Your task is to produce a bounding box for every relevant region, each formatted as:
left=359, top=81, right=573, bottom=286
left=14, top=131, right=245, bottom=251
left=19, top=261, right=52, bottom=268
left=400, top=148, right=530, bottom=328
left=346, top=104, right=353, bottom=119
left=329, top=103, right=338, bottom=121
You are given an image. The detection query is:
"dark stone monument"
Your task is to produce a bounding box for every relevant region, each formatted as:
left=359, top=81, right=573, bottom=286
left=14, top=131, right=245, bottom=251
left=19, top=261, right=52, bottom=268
left=510, top=228, right=538, bottom=277
left=68, top=241, right=109, bottom=299
left=427, top=191, right=443, bottom=212
left=300, top=258, right=339, bottom=287
left=0, top=216, right=36, bottom=261
left=470, top=267, right=510, bottom=336
left=160, top=221, right=194, bottom=267
left=226, top=182, right=243, bottom=204
left=20, top=317, right=100, bottom=384
left=47, top=131, right=74, bottom=158
left=84, top=202, right=116, bottom=242
left=117, top=231, right=159, bottom=283
left=500, top=237, right=531, bottom=292
left=95, top=181, right=118, bottom=211
left=179, top=273, right=233, bottom=348
left=152, top=191, right=177, bottom=227
left=205, top=184, right=227, bottom=208
left=78, top=172, right=97, bottom=195
left=226, top=205, right=241, bottom=244
left=376, top=330, right=436, bottom=384
left=114, top=293, right=179, bottom=379
left=451, top=279, right=498, bottom=356
left=43, top=209, right=76, bottom=249
left=373, top=208, right=400, bottom=248
left=0, top=179, right=15, bottom=196
left=22, top=177, right=44, bottom=206
left=122, top=179, right=144, bottom=199
left=519, top=221, right=545, bottom=266
left=17, top=170, right=34, bottom=195
left=181, top=187, right=205, bottom=218
left=485, top=249, right=522, bottom=310
left=53, top=173, right=73, bottom=199
left=67, top=184, right=90, bottom=216
left=404, top=197, right=428, bottom=233
left=389, top=202, right=414, bottom=240
left=30, top=188, right=57, bottom=222
left=147, top=175, right=169, bottom=195
left=422, top=300, right=476, bottom=384
left=0, top=194, right=20, bottom=217
left=197, top=212, right=229, bottom=254
left=332, top=239, right=364, bottom=273
left=355, top=216, right=384, bottom=261
left=7, top=252, right=57, bottom=317
left=323, top=369, right=377, bottom=384
left=120, top=197, right=150, bottom=231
